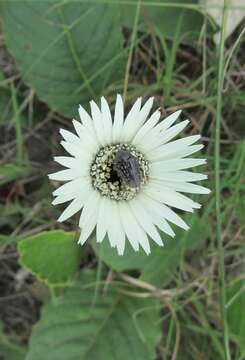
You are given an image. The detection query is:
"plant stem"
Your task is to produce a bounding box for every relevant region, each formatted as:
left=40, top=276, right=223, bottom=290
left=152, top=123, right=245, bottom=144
left=11, top=83, right=23, bottom=165
left=215, top=1, right=231, bottom=359
left=123, top=0, right=141, bottom=102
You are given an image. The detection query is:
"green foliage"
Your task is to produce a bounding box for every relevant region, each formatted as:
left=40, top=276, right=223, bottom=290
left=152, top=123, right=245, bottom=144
left=118, top=0, right=204, bottom=39
left=0, top=234, right=18, bottom=244
left=1, top=0, right=206, bottom=119
left=93, top=214, right=210, bottom=286
left=227, top=279, right=245, bottom=357
left=0, top=89, right=12, bottom=124
left=0, top=1, right=244, bottom=358
left=26, top=270, right=161, bottom=360
left=0, top=163, right=29, bottom=186
left=18, top=230, right=83, bottom=286
left=2, top=1, right=125, bottom=117
left=0, top=321, right=26, bottom=360
left=237, top=196, right=245, bottom=235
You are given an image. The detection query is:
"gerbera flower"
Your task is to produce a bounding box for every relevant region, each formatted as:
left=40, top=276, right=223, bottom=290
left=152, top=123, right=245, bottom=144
left=49, top=96, right=210, bottom=255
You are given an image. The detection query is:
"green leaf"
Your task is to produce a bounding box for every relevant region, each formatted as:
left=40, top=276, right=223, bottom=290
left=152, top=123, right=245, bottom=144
left=93, top=214, right=210, bottom=286
left=2, top=1, right=125, bottom=117
left=26, top=270, right=161, bottom=360
left=0, top=163, right=29, bottom=185
left=227, top=278, right=245, bottom=356
left=18, top=230, right=83, bottom=286
left=117, top=0, right=204, bottom=39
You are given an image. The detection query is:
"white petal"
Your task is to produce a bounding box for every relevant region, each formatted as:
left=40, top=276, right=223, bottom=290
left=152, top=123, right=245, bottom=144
left=90, top=100, right=105, bottom=145
left=60, top=126, right=95, bottom=151
left=137, top=194, right=175, bottom=237
left=48, top=168, right=83, bottom=181
left=147, top=135, right=200, bottom=160
left=142, top=120, right=189, bottom=153
left=155, top=110, right=182, bottom=132
left=60, top=141, right=80, bottom=157
left=54, top=156, right=79, bottom=169
left=153, top=180, right=210, bottom=194
left=130, top=199, right=163, bottom=246
left=118, top=202, right=139, bottom=251
left=59, top=129, right=81, bottom=145
left=57, top=196, right=84, bottom=222
left=52, top=182, right=90, bottom=205
left=123, top=97, right=154, bottom=141
left=150, top=158, right=207, bottom=173
left=118, top=202, right=150, bottom=254
left=159, top=120, right=190, bottom=143
left=96, top=197, right=117, bottom=248
left=60, top=141, right=95, bottom=162
left=166, top=144, right=204, bottom=160
left=78, top=104, right=94, bottom=133
left=112, top=94, right=124, bottom=143
left=79, top=190, right=100, bottom=227
left=96, top=197, right=108, bottom=243
left=149, top=170, right=207, bottom=182
left=145, top=183, right=201, bottom=212
left=114, top=202, right=126, bottom=255
left=132, top=110, right=161, bottom=146
left=78, top=191, right=100, bottom=245
left=101, top=97, right=113, bottom=144
left=139, top=193, right=189, bottom=231
left=148, top=143, right=203, bottom=162
left=120, top=97, right=142, bottom=141
left=52, top=193, right=77, bottom=205
left=107, top=201, right=126, bottom=255
left=52, top=178, right=89, bottom=196
left=72, top=119, right=98, bottom=148
left=140, top=110, right=182, bottom=147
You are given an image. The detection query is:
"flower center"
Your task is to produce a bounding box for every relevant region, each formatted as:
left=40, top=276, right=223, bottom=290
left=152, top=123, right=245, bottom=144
left=90, top=144, right=149, bottom=201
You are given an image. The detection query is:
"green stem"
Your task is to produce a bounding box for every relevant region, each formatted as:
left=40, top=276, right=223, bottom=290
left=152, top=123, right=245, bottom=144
left=123, top=0, right=141, bottom=102
left=11, top=83, right=23, bottom=165
left=215, top=1, right=231, bottom=359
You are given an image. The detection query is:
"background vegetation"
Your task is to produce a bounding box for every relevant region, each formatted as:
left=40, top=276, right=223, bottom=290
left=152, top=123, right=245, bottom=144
left=0, top=1, right=244, bottom=359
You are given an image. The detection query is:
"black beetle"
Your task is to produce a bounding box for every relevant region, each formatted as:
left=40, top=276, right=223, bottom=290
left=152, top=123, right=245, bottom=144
left=113, top=149, right=141, bottom=188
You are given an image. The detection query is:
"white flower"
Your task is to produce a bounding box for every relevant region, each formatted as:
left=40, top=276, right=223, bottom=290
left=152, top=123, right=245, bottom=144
left=49, top=96, right=210, bottom=255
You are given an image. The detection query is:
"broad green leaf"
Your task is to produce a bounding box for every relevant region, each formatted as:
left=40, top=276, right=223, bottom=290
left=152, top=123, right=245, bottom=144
left=227, top=278, right=245, bottom=357
left=2, top=1, right=125, bottom=117
left=26, top=270, right=161, bottom=360
left=93, top=214, right=209, bottom=286
left=0, top=163, right=29, bottom=186
left=117, top=0, right=204, bottom=39
left=18, top=230, right=83, bottom=286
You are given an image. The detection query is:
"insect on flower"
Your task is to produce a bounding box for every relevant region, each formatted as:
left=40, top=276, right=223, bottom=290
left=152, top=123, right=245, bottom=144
left=113, top=149, right=141, bottom=188
left=49, top=96, right=210, bottom=255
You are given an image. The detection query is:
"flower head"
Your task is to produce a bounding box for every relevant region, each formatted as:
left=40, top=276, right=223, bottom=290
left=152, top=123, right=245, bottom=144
left=49, top=96, right=210, bottom=255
